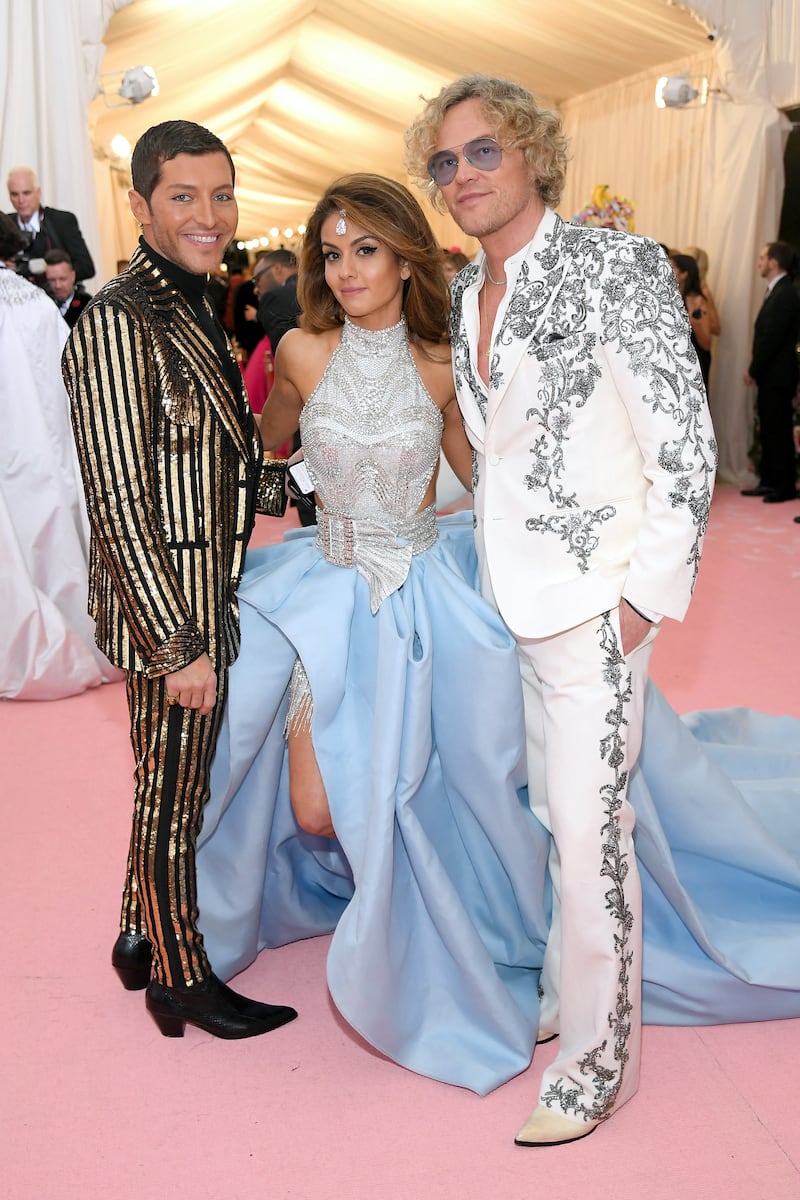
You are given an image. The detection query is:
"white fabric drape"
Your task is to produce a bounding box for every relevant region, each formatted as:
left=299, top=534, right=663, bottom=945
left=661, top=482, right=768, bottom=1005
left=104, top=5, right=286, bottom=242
left=684, top=0, right=800, bottom=109
left=559, top=64, right=786, bottom=486
left=0, top=0, right=133, bottom=287
left=560, top=0, right=799, bottom=485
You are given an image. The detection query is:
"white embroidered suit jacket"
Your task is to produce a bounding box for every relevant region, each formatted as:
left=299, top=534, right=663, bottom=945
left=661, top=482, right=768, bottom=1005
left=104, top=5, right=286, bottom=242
left=450, top=209, right=717, bottom=639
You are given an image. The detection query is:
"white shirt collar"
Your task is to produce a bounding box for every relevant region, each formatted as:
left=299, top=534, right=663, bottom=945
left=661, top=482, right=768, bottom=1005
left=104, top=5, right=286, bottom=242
left=472, top=207, right=558, bottom=293
left=18, top=210, right=41, bottom=234
left=766, top=271, right=787, bottom=295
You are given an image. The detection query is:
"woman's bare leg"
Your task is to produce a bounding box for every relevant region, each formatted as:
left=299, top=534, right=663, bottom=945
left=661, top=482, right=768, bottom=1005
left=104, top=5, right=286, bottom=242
left=287, top=723, right=335, bottom=837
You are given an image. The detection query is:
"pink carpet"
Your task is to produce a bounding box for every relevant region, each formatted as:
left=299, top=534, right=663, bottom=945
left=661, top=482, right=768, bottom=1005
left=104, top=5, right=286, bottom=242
left=2, top=485, right=799, bottom=1200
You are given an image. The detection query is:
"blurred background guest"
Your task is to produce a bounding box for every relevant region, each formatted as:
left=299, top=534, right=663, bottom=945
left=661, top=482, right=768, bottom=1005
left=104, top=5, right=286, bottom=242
left=256, top=248, right=299, bottom=351
left=206, top=264, right=230, bottom=326
left=742, top=240, right=800, bottom=505
left=683, top=245, right=721, bottom=337
left=222, top=257, right=247, bottom=336
left=241, top=256, right=277, bottom=416
left=44, top=250, right=92, bottom=328
left=671, top=252, right=712, bottom=392
left=6, top=165, right=95, bottom=284
left=233, top=258, right=266, bottom=361
left=442, top=248, right=470, bottom=283
left=255, top=248, right=313, bottom=523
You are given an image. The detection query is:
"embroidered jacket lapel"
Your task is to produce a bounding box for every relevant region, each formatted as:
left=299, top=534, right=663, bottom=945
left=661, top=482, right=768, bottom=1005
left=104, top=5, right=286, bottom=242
left=450, top=262, right=488, bottom=444
left=485, top=209, right=568, bottom=426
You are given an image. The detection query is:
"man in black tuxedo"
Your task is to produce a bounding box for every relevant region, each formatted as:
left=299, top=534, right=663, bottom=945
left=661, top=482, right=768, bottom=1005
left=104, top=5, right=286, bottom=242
left=256, top=246, right=299, bottom=349
left=44, top=250, right=92, bottom=328
left=742, top=241, right=800, bottom=504
left=7, top=166, right=95, bottom=283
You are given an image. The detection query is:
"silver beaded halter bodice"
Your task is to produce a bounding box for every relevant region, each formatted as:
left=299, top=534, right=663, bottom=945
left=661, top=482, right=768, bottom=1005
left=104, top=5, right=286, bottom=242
left=300, top=316, right=443, bottom=611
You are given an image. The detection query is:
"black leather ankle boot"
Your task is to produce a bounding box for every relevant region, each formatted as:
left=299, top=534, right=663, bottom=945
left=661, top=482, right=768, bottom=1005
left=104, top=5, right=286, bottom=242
left=111, top=932, right=153, bottom=990
left=145, top=974, right=297, bottom=1040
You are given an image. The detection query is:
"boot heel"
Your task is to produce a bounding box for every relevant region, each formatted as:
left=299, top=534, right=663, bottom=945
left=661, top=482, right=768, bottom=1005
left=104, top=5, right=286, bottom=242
left=150, top=1010, right=185, bottom=1037
left=113, top=961, right=151, bottom=991
left=111, top=932, right=152, bottom=991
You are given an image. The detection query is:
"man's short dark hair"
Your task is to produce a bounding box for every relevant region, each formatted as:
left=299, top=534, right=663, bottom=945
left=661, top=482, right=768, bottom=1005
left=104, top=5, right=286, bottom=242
left=44, top=249, right=74, bottom=268
left=766, top=241, right=799, bottom=278
left=259, top=248, right=297, bottom=270
left=131, top=120, right=235, bottom=203
left=0, top=211, right=26, bottom=260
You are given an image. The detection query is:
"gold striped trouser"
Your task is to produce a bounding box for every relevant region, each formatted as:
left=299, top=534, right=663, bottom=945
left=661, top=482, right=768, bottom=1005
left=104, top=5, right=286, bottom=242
left=119, top=670, right=227, bottom=987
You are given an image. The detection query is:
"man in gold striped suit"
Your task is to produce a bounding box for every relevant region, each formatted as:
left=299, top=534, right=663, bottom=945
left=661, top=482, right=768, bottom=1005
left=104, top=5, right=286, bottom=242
left=62, top=121, right=297, bottom=1040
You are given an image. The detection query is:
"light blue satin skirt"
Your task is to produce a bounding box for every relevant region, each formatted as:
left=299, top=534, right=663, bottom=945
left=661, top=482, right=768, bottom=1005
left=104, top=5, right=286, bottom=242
left=196, top=515, right=800, bottom=1094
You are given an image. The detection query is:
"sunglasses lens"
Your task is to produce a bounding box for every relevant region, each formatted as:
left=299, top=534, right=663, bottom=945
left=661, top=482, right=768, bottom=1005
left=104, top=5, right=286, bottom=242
left=428, top=152, right=458, bottom=187
left=427, top=139, right=502, bottom=186
left=464, top=139, right=503, bottom=171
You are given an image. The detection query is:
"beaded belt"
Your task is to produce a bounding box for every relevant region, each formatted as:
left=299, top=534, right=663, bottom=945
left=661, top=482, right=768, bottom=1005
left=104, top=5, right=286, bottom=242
left=316, top=504, right=438, bottom=613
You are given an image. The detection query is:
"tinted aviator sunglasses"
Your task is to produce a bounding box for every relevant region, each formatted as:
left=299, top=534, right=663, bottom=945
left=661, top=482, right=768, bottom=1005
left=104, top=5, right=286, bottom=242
left=427, top=137, right=503, bottom=187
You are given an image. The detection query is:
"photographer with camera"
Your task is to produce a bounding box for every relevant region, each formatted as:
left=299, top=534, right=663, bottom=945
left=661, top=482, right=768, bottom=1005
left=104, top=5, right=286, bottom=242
left=6, top=166, right=95, bottom=284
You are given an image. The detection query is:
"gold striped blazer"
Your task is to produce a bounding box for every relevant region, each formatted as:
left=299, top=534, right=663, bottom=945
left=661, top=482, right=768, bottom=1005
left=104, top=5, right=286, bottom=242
left=62, top=246, right=262, bottom=677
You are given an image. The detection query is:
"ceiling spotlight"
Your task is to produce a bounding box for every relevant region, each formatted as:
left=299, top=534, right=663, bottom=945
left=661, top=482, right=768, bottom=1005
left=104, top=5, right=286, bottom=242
left=120, top=66, right=159, bottom=103
left=655, top=74, right=709, bottom=109
left=99, top=66, right=159, bottom=108
left=110, top=134, right=131, bottom=159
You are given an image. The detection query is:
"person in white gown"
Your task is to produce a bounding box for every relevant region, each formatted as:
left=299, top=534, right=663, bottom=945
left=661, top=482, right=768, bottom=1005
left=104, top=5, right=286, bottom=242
left=195, top=176, right=800, bottom=1115
left=0, top=212, right=117, bottom=700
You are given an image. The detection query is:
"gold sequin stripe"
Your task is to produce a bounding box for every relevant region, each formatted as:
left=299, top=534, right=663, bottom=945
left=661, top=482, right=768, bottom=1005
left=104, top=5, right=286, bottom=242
left=123, top=670, right=227, bottom=987
left=67, top=306, right=192, bottom=655
left=63, top=299, right=248, bottom=677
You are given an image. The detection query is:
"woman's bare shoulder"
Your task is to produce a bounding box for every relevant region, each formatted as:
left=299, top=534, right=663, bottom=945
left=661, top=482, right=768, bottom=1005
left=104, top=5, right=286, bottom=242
left=277, top=326, right=340, bottom=378
left=276, top=327, right=334, bottom=358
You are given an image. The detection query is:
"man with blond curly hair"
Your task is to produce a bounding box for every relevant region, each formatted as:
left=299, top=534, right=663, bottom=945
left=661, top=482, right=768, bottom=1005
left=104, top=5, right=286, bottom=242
left=407, top=75, right=717, bottom=1147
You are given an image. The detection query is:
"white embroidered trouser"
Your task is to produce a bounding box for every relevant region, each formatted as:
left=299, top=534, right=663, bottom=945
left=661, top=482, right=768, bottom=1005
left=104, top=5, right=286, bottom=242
left=516, top=609, right=657, bottom=1127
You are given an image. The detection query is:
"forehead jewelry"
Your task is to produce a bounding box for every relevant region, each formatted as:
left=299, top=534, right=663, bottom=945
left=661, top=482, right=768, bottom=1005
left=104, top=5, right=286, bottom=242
left=335, top=209, right=347, bottom=235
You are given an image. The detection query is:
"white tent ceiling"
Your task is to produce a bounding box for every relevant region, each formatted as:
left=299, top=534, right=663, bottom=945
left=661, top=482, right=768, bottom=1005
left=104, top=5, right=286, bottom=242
left=92, top=0, right=710, bottom=240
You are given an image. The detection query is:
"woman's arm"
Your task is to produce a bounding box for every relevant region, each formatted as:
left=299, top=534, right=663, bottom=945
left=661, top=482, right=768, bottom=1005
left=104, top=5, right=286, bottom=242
left=702, top=284, right=721, bottom=337
left=415, top=347, right=474, bottom=493
left=440, top=394, right=473, bottom=492
left=258, top=331, right=306, bottom=451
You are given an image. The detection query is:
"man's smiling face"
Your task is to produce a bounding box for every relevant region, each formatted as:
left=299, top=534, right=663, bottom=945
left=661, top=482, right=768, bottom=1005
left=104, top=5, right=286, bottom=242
left=129, top=151, right=237, bottom=275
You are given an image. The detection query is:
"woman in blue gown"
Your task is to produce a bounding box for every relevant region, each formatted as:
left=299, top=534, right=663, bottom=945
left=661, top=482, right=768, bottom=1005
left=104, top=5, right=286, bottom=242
left=195, top=175, right=800, bottom=1098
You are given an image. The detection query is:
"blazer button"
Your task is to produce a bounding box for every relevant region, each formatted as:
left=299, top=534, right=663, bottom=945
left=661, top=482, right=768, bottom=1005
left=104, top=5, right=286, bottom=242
left=489, top=453, right=501, bottom=466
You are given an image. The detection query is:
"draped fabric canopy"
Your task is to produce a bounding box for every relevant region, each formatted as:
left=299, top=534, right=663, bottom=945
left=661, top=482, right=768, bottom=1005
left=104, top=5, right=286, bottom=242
left=90, top=0, right=710, bottom=241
